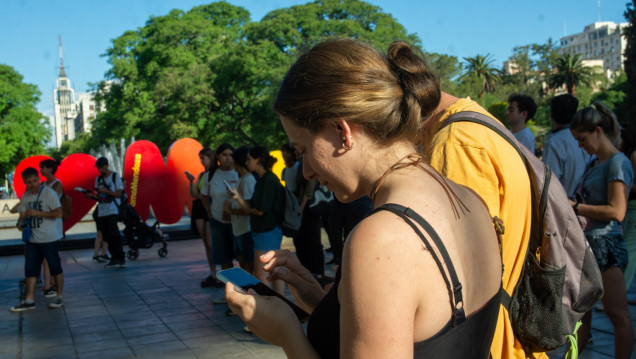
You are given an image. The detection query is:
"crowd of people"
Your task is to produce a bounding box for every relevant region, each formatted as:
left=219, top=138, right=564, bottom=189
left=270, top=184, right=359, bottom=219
left=7, top=37, right=636, bottom=359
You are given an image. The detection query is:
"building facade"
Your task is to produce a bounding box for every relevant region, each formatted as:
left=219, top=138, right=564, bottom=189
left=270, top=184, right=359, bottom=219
left=52, top=66, right=97, bottom=148
left=559, top=21, right=628, bottom=75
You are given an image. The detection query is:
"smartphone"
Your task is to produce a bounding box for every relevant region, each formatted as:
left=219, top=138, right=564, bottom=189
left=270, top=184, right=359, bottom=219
left=217, top=267, right=310, bottom=323
left=223, top=179, right=235, bottom=194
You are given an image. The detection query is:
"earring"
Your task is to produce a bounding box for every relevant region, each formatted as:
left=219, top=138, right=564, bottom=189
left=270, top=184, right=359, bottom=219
left=342, top=141, right=354, bottom=151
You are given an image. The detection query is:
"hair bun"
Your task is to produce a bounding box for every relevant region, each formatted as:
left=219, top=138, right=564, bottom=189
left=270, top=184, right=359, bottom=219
left=386, top=41, right=440, bottom=120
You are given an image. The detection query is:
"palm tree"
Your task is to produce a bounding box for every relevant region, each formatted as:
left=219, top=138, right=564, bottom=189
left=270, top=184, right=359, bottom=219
left=548, top=53, right=594, bottom=96
left=462, top=54, right=500, bottom=98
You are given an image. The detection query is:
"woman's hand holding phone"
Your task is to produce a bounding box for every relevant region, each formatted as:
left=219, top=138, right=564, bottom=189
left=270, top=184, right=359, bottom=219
left=184, top=171, right=195, bottom=181
left=261, top=250, right=326, bottom=313
left=225, top=282, right=303, bottom=347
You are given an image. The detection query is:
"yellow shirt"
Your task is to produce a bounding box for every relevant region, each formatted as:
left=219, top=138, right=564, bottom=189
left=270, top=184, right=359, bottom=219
left=429, top=98, right=545, bottom=359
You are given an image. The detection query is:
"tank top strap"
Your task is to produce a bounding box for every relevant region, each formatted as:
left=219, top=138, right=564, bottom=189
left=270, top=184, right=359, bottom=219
left=371, top=203, right=466, bottom=326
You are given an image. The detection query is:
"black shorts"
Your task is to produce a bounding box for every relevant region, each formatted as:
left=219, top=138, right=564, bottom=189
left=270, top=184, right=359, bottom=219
left=191, top=199, right=208, bottom=220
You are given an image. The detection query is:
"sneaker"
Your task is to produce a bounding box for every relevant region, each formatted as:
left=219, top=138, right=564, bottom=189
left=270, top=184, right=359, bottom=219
left=48, top=297, right=64, bottom=309
left=212, top=296, right=227, bottom=305
left=93, top=256, right=106, bottom=262
left=10, top=302, right=35, bottom=312
left=99, top=254, right=111, bottom=261
left=118, top=260, right=127, bottom=268
left=243, top=325, right=252, bottom=333
left=104, top=260, right=121, bottom=268
left=43, top=288, right=57, bottom=298
left=225, top=308, right=236, bottom=316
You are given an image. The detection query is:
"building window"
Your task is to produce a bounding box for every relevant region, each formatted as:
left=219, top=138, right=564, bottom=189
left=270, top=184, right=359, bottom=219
left=610, top=38, right=614, bottom=44
left=595, top=41, right=598, bottom=47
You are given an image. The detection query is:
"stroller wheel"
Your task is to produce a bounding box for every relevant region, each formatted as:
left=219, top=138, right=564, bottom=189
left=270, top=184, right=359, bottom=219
left=158, top=247, right=168, bottom=258
left=127, top=249, right=140, bottom=260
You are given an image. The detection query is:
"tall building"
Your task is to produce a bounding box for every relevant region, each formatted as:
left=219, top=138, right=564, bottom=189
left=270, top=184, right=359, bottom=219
left=52, top=36, right=97, bottom=148
left=559, top=21, right=628, bottom=75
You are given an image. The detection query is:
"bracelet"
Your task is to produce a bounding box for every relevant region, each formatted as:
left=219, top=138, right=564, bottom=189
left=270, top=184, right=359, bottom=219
left=573, top=201, right=580, bottom=214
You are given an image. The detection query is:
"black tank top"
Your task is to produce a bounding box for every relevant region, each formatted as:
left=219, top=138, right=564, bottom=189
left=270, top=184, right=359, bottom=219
left=307, top=203, right=501, bottom=358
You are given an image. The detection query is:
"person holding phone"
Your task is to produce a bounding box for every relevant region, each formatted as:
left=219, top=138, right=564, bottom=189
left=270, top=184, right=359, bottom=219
left=223, top=146, right=257, bottom=274
left=185, top=147, right=224, bottom=288
left=228, top=146, right=286, bottom=295
left=225, top=39, right=502, bottom=358
left=200, top=143, right=239, bottom=277
left=569, top=103, right=634, bottom=358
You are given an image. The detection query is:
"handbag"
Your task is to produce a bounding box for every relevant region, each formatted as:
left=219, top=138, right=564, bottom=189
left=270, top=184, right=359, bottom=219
left=21, top=186, right=45, bottom=243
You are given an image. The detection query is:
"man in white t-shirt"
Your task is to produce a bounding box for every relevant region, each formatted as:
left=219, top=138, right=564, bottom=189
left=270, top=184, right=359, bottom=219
left=506, top=94, right=537, bottom=154
left=11, top=167, right=65, bottom=312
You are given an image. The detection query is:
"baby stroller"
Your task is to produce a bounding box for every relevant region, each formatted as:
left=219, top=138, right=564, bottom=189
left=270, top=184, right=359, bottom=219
left=121, top=204, right=169, bottom=260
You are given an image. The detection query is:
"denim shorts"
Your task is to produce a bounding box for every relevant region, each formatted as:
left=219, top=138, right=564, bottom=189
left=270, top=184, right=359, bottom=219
left=25, top=241, right=63, bottom=278
left=252, top=226, right=283, bottom=253
left=210, top=218, right=234, bottom=264
left=233, top=232, right=254, bottom=263
left=586, top=233, right=628, bottom=273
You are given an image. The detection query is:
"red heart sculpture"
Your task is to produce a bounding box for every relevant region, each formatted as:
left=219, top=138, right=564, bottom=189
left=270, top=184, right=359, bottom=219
left=13, top=154, right=100, bottom=232
left=14, top=139, right=292, bottom=231
left=123, top=138, right=204, bottom=223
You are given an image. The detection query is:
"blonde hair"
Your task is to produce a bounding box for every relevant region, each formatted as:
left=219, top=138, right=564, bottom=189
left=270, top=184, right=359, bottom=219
left=571, top=101, right=621, bottom=147
left=273, top=39, right=440, bottom=147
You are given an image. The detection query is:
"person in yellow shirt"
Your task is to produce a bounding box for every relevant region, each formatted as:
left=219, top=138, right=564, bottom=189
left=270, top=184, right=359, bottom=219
left=428, top=93, right=541, bottom=359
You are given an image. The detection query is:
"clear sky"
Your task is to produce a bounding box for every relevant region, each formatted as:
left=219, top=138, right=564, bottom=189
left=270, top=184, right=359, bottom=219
left=0, top=0, right=628, bottom=117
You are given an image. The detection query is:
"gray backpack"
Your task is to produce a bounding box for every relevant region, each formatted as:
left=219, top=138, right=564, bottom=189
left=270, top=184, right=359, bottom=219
left=442, top=111, right=604, bottom=354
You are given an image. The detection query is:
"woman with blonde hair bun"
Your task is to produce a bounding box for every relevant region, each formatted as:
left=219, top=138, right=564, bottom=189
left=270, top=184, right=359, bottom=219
left=225, top=39, right=503, bottom=358
left=570, top=101, right=634, bottom=359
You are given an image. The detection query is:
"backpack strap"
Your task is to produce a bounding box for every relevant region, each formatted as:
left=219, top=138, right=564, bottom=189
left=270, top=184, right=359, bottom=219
left=442, top=111, right=529, bottom=171
left=439, top=111, right=547, bottom=314
left=371, top=203, right=466, bottom=325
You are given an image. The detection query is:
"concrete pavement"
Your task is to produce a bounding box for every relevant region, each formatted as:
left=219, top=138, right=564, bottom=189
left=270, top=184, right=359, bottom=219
left=0, top=225, right=635, bottom=358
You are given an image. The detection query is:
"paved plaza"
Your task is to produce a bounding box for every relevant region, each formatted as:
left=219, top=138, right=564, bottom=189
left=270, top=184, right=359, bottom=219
left=0, top=225, right=635, bottom=358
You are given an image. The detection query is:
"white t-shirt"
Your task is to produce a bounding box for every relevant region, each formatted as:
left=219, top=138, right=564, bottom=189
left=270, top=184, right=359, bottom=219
left=231, top=173, right=257, bottom=236
left=201, top=169, right=239, bottom=223
left=95, top=172, right=123, bottom=217
left=44, top=178, right=64, bottom=235
left=18, top=186, right=62, bottom=243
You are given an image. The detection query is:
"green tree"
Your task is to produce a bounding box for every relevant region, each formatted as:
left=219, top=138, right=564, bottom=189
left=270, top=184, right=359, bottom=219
left=94, top=2, right=250, bottom=151
left=93, top=0, right=418, bottom=151
left=548, top=53, right=594, bottom=96
left=0, top=64, right=50, bottom=180
left=591, top=71, right=628, bottom=121
left=426, top=52, right=461, bottom=92
left=624, top=0, right=636, bottom=124
left=462, top=54, right=500, bottom=98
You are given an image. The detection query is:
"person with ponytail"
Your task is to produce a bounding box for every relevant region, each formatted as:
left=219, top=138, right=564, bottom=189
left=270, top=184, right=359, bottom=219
left=225, top=39, right=503, bottom=358
left=229, top=146, right=286, bottom=295
left=569, top=102, right=634, bottom=358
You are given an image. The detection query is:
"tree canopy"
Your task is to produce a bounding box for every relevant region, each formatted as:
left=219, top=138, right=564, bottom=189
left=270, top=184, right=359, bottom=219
left=91, top=0, right=418, bottom=153
left=462, top=54, right=500, bottom=98
left=0, top=64, right=50, bottom=180
left=549, top=53, right=594, bottom=96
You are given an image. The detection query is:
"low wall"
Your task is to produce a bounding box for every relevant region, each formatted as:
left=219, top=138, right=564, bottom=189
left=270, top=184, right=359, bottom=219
left=0, top=199, right=19, bottom=221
